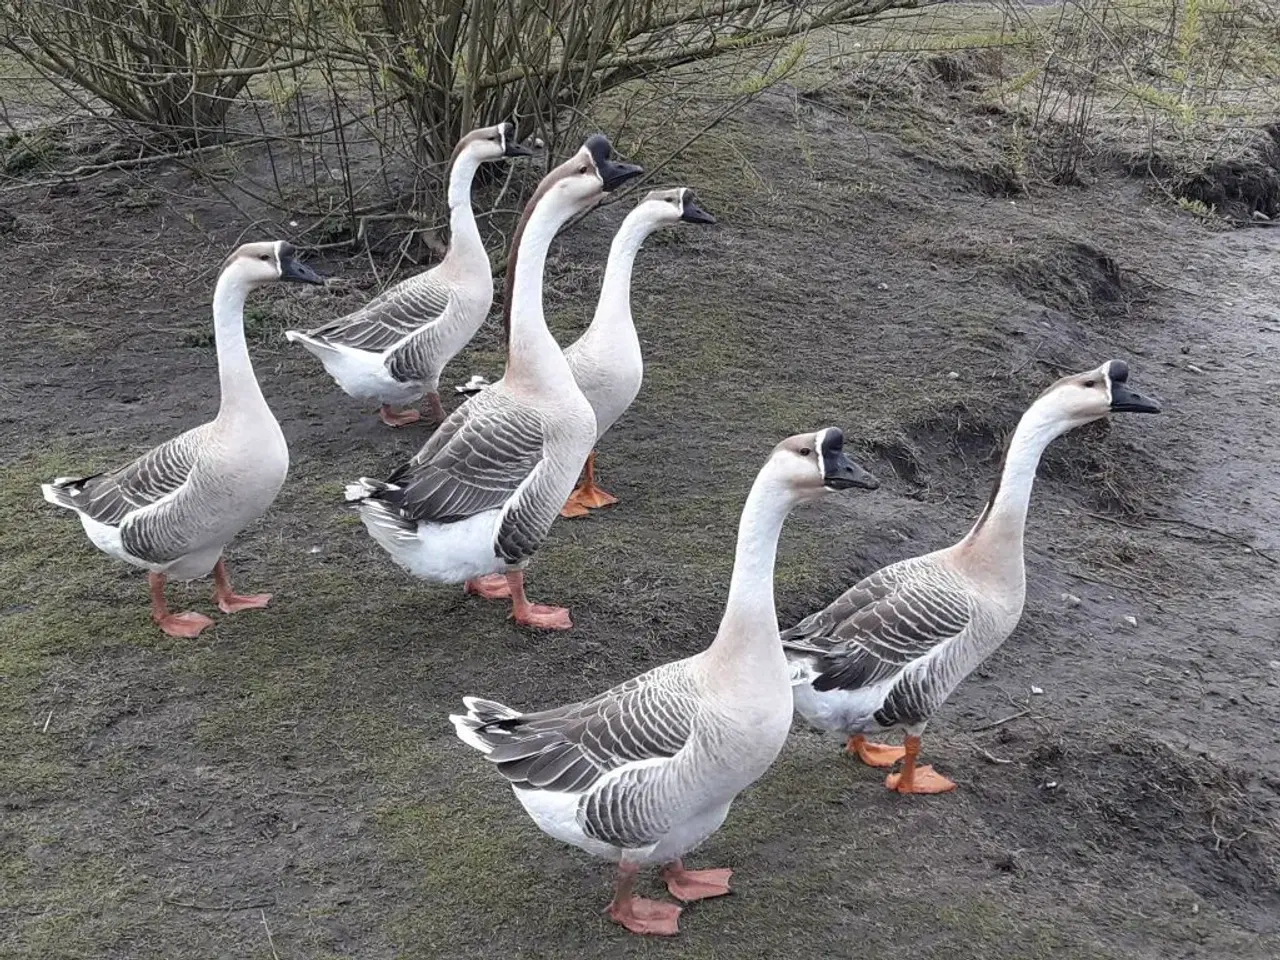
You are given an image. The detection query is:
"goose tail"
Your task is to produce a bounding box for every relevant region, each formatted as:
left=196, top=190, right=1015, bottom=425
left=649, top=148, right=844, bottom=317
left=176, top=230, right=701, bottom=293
left=450, top=696, right=523, bottom=755
left=41, top=475, right=93, bottom=512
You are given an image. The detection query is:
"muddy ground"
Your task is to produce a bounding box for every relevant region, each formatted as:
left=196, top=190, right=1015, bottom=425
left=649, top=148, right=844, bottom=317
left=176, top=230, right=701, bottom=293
left=2, top=45, right=1278, bottom=960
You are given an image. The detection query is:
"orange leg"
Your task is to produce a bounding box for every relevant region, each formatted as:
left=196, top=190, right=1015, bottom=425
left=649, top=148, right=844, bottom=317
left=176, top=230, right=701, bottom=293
left=379, top=403, right=421, bottom=427
left=212, top=559, right=272, bottom=614
left=506, top=570, right=571, bottom=631
left=148, top=572, right=213, bottom=638
left=884, top=734, right=956, bottom=795
left=661, top=860, right=733, bottom=902
left=424, top=391, right=446, bottom=423
left=606, top=863, right=681, bottom=936
left=561, top=451, right=618, bottom=518
left=845, top=734, right=907, bottom=769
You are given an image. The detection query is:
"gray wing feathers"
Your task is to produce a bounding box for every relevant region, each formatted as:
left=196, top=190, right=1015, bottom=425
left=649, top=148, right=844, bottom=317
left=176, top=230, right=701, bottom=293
left=783, top=561, right=976, bottom=694
left=306, top=269, right=454, bottom=352
left=494, top=459, right=565, bottom=565
left=391, top=390, right=546, bottom=524
left=457, top=667, right=699, bottom=846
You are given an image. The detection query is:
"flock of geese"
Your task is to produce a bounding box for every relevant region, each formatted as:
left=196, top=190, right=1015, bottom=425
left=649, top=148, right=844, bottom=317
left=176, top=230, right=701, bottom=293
left=39, top=123, right=1163, bottom=936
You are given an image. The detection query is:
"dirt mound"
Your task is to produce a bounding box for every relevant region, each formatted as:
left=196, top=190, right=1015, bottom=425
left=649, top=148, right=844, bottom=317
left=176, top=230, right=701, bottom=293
left=1176, top=123, right=1280, bottom=223
left=1009, top=240, right=1146, bottom=324
left=987, top=731, right=1280, bottom=928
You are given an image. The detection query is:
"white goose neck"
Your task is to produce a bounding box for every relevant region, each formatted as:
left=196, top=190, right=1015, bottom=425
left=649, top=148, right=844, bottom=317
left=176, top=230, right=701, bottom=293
left=505, top=190, right=580, bottom=383
left=212, top=268, right=269, bottom=420
left=444, top=149, right=485, bottom=266
left=707, top=459, right=796, bottom=664
left=962, top=400, right=1072, bottom=560
left=595, top=209, right=657, bottom=320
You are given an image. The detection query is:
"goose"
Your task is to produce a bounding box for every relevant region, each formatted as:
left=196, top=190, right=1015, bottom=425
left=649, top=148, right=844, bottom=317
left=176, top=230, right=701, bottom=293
left=286, top=123, right=534, bottom=427
left=451, top=429, right=879, bottom=935
left=41, top=242, right=323, bottom=638
left=559, top=187, right=716, bottom=517
left=344, top=135, right=642, bottom=630
left=784, top=361, right=1161, bottom=794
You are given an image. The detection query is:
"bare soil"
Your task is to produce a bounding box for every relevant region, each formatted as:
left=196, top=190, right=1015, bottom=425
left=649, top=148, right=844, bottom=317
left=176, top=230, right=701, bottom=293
left=2, top=53, right=1279, bottom=960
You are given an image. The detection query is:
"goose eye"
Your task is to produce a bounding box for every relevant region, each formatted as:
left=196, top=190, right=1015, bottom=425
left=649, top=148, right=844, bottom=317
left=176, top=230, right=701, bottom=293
left=259, top=254, right=271, bottom=261
left=799, top=447, right=812, bottom=457
left=1083, top=379, right=1097, bottom=388
left=578, top=164, right=588, bottom=174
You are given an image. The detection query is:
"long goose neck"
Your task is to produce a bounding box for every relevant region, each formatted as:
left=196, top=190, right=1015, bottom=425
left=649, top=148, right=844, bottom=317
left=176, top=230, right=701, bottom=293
left=706, top=462, right=794, bottom=670
left=504, top=192, right=577, bottom=384
left=589, top=211, right=652, bottom=334
left=959, top=402, right=1069, bottom=575
left=212, top=269, right=268, bottom=420
left=443, top=149, right=485, bottom=268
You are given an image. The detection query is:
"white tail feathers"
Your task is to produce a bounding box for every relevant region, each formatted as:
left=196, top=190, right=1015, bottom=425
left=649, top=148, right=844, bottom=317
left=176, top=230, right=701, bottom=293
left=41, top=478, right=85, bottom=511
left=450, top=696, right=521, bottom=755
left=344, top=477, right=398, bottom=503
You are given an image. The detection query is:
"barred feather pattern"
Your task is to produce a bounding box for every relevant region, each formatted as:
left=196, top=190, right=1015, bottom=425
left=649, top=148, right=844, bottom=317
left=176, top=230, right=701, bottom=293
left=305, top=270, right=455, bottom=352
left=783, top=555, right=1003, bottom=729
left=468, top=663, right=712, bottom=847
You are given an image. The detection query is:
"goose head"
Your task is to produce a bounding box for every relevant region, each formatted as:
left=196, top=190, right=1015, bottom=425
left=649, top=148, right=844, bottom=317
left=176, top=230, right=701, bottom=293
left=631, top=187, right=717, bottom=228
left=1034, top=359, right=1162, bottom=431
left=220, top=241, right=324, bottom=288
left=772, top=428, right=879, bottom=501
left=455, top=121, right=535, bottom=162
left=534, top=134, right=644, bottom=215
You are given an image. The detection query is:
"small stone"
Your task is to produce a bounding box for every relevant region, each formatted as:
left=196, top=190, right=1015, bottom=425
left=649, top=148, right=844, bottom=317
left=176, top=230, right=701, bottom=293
left=877, top=282, right=889, bottom=291
left=1192, top=903, right=1200, bottom=914
left=1268, top=660, right=1280, bottom=670
left=1186, top=363, right=1204, bottom=374
left=948, top=371, right=960, bottom=380
left=1062, top=593, right=1081, bottom=607
left=309, top=546, right=322, bottom=554
left=1031, top=686, right=1044, bottom=696
left=1123, top=615, right=1138, bottom=627
left=1043, top=780, right=1058, bottom=790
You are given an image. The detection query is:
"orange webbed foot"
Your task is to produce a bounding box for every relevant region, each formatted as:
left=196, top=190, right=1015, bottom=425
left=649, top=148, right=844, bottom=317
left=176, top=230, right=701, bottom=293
left=606, top=896, right=682, bottom=936
left=885, top=765, right=957, bottom=795
left=845, top=735, right=907, bottom=769
left=662, top=864, right=733, bottom=902
left=155, top=611, right=214, bottom=638
left=379, top=404, right=422, bottom=427
left=464, top=575, right=512, bottom=600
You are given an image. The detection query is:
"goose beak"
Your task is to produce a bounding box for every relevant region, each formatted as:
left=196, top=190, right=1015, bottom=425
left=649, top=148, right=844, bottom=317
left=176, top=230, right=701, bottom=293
left=680, top=194, right=716, bottom=225
left=505, top=139, right=535, bottom=158
left=1110, top=383, right=1161, bottom=414
left=599, top=159, right=644, bottom=192
left=824, top=452, right=879, bottom=491
left=280, top=253, right=325, bottom=285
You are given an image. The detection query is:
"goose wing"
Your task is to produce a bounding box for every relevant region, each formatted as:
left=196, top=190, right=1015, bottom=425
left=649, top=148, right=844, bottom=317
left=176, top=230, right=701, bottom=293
left=782, top=559, right=977, bottom=692
left=306, top=269, right=454, bottom=351
left=379, top=386, right=546, bottom=524
left=49, top=429, right=206, bottom=562
left=459, top=665, right=700, bottom=848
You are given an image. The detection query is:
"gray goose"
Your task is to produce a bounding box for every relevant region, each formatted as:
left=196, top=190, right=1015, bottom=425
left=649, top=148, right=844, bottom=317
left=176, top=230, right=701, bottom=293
left=785, top=361, right=1161, bottom=793
left=42, top=242, right=323, bottom=637
left=286, top=123, right=533, bottom=427
left=344, top=136, right=641, bottom=630
left=452, top=429, right=878, bottom=935
left=559, top=187, right=716, bottom=517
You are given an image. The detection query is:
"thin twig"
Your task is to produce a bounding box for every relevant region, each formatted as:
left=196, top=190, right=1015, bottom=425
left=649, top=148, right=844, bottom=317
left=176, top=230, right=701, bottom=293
left=970, top=708, right=1031, bottom=733
left=1147, top=515, right=1277, bottom=565
left=163, top=898, right=276, bottom=912
left=260, top=909, right=281, bottom=960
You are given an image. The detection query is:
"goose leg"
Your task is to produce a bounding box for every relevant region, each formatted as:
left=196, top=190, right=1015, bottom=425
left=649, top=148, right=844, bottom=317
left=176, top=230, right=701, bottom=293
left=885, top=734, right=956, bottom=794
left=845, top=734, right=907, bottom=768
left=424, top=391, right=446, bottom=423
left=148, top=572, right=213, bottom=638
left=378, top=404, right=422, bottom=427
left=561, top=452, right=618, bottom=517
left=661, top=860, right=733, bottom=901
left=606, top=863, right=681, bottom=936
left=506, top=571, right=572, bottom=631
left=212, top=560, right=272, bottom=614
